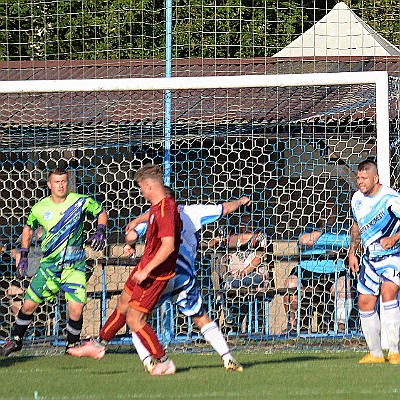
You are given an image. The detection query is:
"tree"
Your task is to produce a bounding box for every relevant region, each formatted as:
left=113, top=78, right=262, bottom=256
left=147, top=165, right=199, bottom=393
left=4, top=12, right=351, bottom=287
left=172, top=0, right=306, bottom=58
left=351, top=0, right=400, bottom=47
left=0, top=0, right=398, bottom=61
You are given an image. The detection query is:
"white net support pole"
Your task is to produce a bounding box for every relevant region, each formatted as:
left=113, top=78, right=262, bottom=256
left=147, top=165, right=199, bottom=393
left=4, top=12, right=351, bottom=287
left=375, top=73, right=390, bottom=185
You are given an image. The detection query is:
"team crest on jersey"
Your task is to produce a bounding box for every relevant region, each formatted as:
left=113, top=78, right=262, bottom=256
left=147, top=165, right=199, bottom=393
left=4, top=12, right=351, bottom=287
left=149, top=214, right=154, bottom=224
left=43, top=211, right=52, bottom=220
left=355, top=200, right=362, bottom=210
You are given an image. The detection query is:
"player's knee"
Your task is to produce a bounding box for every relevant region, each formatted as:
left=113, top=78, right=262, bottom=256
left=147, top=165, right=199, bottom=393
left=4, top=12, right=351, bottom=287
left=192, top=313, right=210, bottom=328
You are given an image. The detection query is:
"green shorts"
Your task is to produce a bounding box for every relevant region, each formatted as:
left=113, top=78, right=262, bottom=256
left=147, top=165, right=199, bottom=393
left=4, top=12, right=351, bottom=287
left=25, top=264, right=87, bottom=304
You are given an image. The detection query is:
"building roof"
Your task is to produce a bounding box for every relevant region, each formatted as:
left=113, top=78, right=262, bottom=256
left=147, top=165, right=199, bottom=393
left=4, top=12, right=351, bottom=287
left=273, top=2, right=400, bottom=58
left=0, top=56, right=399, bottom=150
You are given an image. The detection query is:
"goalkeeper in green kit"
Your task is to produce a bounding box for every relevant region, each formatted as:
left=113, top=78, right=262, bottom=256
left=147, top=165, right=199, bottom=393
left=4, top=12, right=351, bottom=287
left=0, top=168, right=108, bottom=355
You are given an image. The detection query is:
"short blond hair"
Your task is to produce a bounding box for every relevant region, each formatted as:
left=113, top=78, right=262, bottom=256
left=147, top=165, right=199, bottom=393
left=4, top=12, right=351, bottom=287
left=134, top=164, right=164, bottom=185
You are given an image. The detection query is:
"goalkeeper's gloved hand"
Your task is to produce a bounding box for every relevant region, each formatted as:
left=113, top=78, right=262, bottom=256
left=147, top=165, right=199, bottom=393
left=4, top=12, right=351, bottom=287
left=87, top=224, right=106, bottom=251
left=16, top=248, right=29, bottom=278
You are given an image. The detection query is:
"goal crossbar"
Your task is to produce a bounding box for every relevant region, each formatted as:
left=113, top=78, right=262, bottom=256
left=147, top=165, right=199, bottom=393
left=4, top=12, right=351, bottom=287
left=0, top=70, right=390, bottom=185
left=0, top=71, right=389, bottom=93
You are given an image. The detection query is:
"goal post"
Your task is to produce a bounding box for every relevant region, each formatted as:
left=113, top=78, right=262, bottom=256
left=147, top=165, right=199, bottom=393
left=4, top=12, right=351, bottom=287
left=0, top=70, right=391, bottom=183
left=0, top=70, right=397, bottom=350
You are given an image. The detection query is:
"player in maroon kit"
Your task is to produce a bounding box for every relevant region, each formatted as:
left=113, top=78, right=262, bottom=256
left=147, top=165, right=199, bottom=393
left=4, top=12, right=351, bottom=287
left=69, top=164, right=182, bottom=375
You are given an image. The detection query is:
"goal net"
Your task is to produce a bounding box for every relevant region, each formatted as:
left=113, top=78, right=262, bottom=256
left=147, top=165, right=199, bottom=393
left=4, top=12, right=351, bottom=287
left=0, top=72, right=399, bottom=353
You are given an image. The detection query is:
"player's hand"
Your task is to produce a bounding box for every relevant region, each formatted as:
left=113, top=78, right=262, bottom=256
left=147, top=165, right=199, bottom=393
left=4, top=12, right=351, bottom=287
left=240, top=196, right=251, bottom=206
left=348, top=253, right=359, bottom=276
left=123, top=244, right=136, bottom=258
left=16, top=248, right=29, bottom=278
left=380, top=236, right=396, bottom=250
left=87, top=224, right=106, bottom=251
left=132, top=269, right=148, bottom=284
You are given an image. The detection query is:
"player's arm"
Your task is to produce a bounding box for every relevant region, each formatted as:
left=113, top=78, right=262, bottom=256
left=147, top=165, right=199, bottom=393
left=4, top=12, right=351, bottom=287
left=380, top=198, right=400, bottom=249
left=221, top=196, right=250, bottom=215
left=16, top=224, right=34, bottom=278
left=124, top=229, right=139, bottom=257
left=132, top=236, right=175, bottom=284
left=87, top=209, right=108, bottom=251
left=348, top=221, right=361, bottom=274
left=208, top=197, right=250, bottom=248
left=299, top=230, right=323, bottom=248
left=97, top=209, right=108, bottom=227
left=125, top=211, right=150, bottom=233
left=380, top=231, right=400, bottom=249
left=20, top=224, right=34, bottom=250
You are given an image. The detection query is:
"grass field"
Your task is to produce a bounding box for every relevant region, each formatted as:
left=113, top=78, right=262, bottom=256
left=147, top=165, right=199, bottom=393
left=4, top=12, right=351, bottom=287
left=1, top=349, right=400, bottom=400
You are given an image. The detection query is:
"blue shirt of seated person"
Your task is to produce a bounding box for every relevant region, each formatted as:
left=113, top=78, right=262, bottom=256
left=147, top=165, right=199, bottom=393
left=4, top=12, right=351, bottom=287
left=299, top=221, right=350, bottom=274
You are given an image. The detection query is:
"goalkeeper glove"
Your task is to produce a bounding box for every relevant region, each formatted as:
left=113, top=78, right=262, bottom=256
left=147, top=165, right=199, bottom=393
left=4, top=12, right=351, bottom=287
left=16, top=248, right=29, bottom=278
left=87, top=224, right=106, bottom=251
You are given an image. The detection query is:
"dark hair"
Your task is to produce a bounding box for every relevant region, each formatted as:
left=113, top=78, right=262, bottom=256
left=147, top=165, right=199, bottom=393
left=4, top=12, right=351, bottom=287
left=358, top=159, right=378, bottom=173
left=48, top=168, right=67, bottom=180
left=164, top=185, right=176, bottom=199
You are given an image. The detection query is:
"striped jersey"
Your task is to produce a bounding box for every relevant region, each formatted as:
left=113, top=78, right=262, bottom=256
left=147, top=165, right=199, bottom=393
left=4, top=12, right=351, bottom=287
left=135, top=203, right=224, bottom=278
left=26, top=192, right=103, bottom=269
left=351, top=184, right=400, bottom=259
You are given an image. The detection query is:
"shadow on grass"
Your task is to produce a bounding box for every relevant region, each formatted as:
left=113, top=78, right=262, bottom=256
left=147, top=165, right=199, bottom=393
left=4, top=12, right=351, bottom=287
left=175, top=353, right=340, bottom=373
left=247, top=355, right=333, bottom=366
left=0, top=355, right=41, bottom=368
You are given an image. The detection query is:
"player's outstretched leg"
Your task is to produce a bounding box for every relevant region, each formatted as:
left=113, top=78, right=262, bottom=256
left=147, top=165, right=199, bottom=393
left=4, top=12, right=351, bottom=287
left=224, top=358, right=244, bottom=372
left=0, top=337, right=23, bottom=357
left=132, top=332, right=156, bottom=373
left=198, top=319, right=244, bottom=372
left=67, top=338, right=105, bottom=360
left=150, top=358, right=176, bottom=376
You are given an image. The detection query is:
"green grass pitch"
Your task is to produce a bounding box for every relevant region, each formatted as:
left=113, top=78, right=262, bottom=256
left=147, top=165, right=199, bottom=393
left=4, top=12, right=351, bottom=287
left=1, top=350, right=399, bottom=400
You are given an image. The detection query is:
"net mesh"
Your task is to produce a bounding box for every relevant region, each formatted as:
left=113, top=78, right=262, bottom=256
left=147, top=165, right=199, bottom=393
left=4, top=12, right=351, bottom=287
left=0, top=76, right=399, bottom=352
left=1, top=1, right=399, bottom=61
left=1, top=0, right=400, bottom=352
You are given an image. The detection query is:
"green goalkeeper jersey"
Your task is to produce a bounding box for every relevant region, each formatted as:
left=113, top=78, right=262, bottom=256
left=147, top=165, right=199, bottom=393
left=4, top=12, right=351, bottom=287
left=26, top=192, right=103, bottom=273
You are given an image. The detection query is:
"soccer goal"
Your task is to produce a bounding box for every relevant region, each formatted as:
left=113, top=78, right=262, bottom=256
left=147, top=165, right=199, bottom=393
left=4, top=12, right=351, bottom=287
left=0, top=71, right=399, bottom=352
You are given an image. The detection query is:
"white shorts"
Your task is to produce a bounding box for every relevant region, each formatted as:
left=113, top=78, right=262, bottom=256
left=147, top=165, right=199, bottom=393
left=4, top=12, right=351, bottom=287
left=155, top=271, right=204, bottom=317
left=357, top=254, right=400, bottom=296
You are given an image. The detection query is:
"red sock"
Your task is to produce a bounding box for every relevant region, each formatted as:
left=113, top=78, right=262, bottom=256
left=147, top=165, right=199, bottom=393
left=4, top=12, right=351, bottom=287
left=99, top=310, right=126, bottom=342
left=136, top=323, right=165, bottom=360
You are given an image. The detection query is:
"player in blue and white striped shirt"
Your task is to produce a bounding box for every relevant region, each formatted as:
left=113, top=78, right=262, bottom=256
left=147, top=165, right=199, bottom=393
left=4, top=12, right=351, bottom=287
left=349, top=159, right=400, bottom=364
left=127, top=193, right=250, bottom=372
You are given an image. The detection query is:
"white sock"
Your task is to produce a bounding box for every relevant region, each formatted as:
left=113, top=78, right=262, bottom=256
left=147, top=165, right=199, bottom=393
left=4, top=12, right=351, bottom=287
left=360, top=309, right=383, bottom=358
left=336, top=298, right=347, bottom=324
left=382, top=300, right=400, bottom=355
left=131, top=332, right=151, bottom=364
left=336, top=297, right=352, bottom=325
left=201, top=321, right=232, bottom=363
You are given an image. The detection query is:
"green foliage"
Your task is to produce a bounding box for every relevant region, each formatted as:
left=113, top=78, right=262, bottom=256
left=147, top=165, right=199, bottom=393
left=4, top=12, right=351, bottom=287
left=0, top=0, right=168, bottom=60
left=351, top=0, right=400, bottom=47
left=173, top=0, right=306, bottom=58
left=0, top=0, right=399, bottom=61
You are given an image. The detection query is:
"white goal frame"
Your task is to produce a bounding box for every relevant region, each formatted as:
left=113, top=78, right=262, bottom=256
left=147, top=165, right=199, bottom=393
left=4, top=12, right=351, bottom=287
left=0, top=70, right=393, bottom=343
left=0, top=71, right=391, bottom=184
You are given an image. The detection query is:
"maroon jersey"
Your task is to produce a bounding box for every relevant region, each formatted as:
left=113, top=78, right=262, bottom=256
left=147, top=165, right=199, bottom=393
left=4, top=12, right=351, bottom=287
left=139, top=194, right=182, bottom=279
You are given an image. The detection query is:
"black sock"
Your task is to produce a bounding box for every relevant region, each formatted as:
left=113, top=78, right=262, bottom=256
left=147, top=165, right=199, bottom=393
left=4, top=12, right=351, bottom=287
left=66, top=317, right=83, bottom=347
left=157, top=354, right=168, bottom=363
left=12, top=310, right=33, bottom=341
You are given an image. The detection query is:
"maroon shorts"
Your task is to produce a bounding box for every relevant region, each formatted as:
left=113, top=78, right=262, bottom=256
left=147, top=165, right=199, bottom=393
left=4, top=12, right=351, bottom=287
left=124, top=268, right=171, bottom=314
